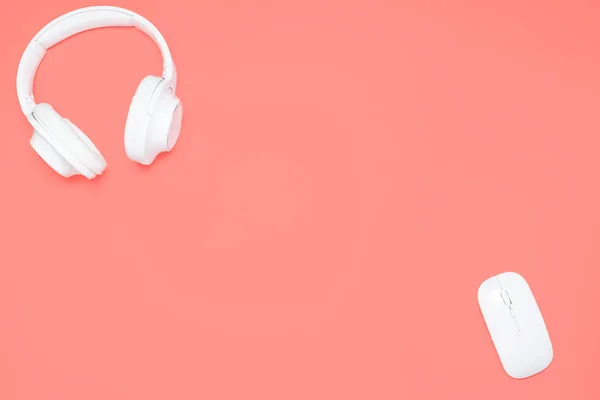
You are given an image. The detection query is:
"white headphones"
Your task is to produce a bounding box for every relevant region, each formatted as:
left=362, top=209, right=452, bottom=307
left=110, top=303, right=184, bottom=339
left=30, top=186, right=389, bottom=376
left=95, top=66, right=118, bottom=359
left=16, top=6, right=182, bottom=179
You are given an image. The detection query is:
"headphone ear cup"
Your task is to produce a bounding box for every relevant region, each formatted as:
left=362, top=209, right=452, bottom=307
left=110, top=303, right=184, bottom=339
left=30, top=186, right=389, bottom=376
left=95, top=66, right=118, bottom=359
left=124, top=76, right=162, bottom=164
left=125, top=76, right=182, bottom=165
left=64, top=119, right=107, bottom=174
left=145, top=90, right=182, bottom=164
left=32, top=103, right=107, bottom=179
left=30, top=130, right=79, bottom=178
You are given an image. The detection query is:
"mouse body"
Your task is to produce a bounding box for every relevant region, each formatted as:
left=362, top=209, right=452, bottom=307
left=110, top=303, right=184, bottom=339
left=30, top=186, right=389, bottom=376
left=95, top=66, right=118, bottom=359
left=478, top=272, right=553, bottom=379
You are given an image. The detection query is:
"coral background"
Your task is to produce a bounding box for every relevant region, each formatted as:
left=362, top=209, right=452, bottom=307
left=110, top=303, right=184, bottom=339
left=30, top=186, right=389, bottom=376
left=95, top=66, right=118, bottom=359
left=1, top=1, right=599, bottom=399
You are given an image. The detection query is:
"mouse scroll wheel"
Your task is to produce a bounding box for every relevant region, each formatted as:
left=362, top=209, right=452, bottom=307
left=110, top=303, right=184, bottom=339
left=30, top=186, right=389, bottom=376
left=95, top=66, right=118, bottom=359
left=500, top=290, right=512, bottom=306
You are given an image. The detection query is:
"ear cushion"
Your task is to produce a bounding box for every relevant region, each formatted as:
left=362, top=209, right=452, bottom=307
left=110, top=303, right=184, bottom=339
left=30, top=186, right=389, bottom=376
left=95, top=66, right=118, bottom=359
left=124, top=75, right=163, bottom=164
left=65, top=119, right=107, bottom=174
left=144, top=91, right=182, bottom=163
left=33, top=104, right=106, bottom=177
left=30, top=130, right=79, bottom=178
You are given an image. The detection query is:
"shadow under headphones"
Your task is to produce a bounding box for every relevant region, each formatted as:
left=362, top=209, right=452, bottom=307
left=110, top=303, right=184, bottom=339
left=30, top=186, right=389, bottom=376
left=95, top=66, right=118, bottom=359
left=16, top=6, right=183, bottom=179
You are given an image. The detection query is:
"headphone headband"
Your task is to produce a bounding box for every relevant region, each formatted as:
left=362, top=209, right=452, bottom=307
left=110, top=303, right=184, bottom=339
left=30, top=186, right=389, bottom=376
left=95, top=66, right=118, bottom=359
left=16, top=6, right=176, bottom=115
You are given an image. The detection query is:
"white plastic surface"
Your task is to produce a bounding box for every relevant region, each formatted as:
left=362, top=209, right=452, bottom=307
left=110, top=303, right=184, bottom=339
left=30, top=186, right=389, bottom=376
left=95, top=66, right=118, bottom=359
left=145, top=89, right=182, bottom=163
left=15, top=6, right=181, bottom=179
left=124, top=76, right=162, bottom=163
left=30, top=105, right=94, bottom=179
left=16, top=6, right=176, bottom=114
left=31, top=104, right=106, bottom=179
left=30, top=130, right=79, bottom=178
left=124, top=77, right=181, bottom=165
left=478, top=272, right=553, bottom=379
left=65, top=119, right=107, bottom=174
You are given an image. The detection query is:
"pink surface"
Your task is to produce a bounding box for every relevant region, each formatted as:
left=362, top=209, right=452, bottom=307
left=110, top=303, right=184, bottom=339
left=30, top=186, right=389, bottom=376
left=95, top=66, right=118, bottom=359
left=1, top=1, right=600, bottom=399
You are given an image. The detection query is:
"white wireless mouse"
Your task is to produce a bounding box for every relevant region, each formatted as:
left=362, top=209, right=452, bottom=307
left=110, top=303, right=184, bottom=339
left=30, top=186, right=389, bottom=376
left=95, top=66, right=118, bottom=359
left=477, top=272, right=553, bottom=379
